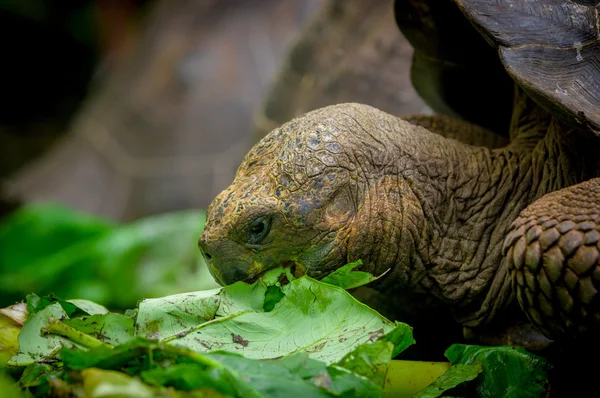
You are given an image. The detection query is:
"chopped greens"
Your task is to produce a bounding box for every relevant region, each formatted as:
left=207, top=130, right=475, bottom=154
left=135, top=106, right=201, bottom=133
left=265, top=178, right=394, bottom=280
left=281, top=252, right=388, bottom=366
left=0, top=265, right=552, bottom=397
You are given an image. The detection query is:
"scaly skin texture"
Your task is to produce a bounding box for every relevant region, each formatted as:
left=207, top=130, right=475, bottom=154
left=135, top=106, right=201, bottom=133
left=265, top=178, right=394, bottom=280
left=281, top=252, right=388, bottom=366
left=505, top=178, right=600, bottom=340
left=403, top=114, right=508, bottom=149
left=199, top=93, right=598, bottom=337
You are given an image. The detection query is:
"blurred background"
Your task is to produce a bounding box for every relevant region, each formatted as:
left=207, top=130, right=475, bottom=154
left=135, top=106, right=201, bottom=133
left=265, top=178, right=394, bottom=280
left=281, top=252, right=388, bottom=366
left=0, top=0, right=427, bottom=309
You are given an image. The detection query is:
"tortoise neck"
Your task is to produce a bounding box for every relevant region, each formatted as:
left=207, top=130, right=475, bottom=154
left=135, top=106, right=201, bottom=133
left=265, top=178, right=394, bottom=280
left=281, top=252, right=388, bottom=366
left=352, top=106, right=587, bottom=328
left=447, top=101, right=591, bottom=327
left=330, top=105, right=587, bottom=327
left=344, top=118, right=511, bottom=310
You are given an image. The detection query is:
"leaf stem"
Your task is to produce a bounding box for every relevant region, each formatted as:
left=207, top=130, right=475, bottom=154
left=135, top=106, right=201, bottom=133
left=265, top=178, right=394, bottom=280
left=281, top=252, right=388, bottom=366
left=159, top=310, right=253, bottom=343
left=162, top=344, right=225, bottom=369
left=42, top=318, right=113, bottom=349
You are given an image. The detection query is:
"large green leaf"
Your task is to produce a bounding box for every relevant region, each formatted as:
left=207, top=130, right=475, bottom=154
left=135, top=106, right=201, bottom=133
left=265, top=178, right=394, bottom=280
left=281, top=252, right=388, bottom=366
left=3, top=273, right=555, bottom=397
left=166, top=277, right=406, bottom=363
left=445, top=344, right=551, bottom=397
left=9, top=272, right=413, bottom=371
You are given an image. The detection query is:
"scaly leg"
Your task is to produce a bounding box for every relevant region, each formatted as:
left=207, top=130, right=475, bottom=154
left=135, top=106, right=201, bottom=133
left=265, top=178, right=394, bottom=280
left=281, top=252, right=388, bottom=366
left=504, top=178, right=600, bottom=340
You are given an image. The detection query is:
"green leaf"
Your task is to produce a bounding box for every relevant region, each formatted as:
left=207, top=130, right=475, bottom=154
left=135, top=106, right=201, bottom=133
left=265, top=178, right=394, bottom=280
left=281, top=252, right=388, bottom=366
left=321, top=260, right=379, bottom=289
left=168, top=277, right=401, bottom=364
left=216, top=281, right=268, bottom=316
left=140, top=364, right=241, bottom=396
left=61, top=338, right=177, bottom=375
left=62, top=313, right=134, bottom=346
left=336, top=340, right=394, bottom=387
left=61, top=339, right=377, bottom=398
left=276, top=353, right=329, bottom=379
left=324, top=366, right=381, bottom=397
left=9, top=273, right=403, bottom=386
left=135, top=289, right=222, bottom=341
left=268, top=352, right=381, bottom=397
left=263, top=285, right=285, bottom=312
left=260, top=266, right=286, bottom=285
left=414, top=363, right=482, bottom=398
left=378, top=322, right=415, bottom=358
left=65, top=299, right=109, bottom=316
left=26, top=293, right=90, bottom=318
left=17, top=363, right=61, bottom=390
left=8, top=303, right=77, bottom=366
left=25, top=294, right=41, bottom=315
left=4, top=250, right=422, bottom=396
left=206, top=352, right=335, bottom=398
left=445, top=344, right=551, bottom=397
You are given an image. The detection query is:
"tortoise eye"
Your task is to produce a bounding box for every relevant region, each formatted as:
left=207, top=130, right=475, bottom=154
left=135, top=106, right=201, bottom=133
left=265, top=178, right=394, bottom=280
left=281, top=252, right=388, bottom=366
left=247, top=216, right=271, bottom=244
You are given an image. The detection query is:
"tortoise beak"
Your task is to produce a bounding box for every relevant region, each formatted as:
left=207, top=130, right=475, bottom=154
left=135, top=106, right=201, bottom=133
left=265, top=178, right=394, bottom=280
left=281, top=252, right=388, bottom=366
left=198, top=234, right=257, bottom=286
left=206, top=260, right=252, bottom=286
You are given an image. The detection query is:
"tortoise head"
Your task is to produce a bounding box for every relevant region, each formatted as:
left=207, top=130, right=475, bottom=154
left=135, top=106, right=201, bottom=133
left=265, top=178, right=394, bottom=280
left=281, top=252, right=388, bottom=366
left=199, top=105, right=366, bottom=285
left=199, top=103, right=433, bottom=287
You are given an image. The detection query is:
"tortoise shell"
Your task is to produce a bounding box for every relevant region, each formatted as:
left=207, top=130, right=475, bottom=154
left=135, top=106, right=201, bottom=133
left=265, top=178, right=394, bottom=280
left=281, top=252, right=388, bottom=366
left=399, top=0, right=600, bottom=135
left=395, top=0, right=514, bottom=135
left=457, top=0, right=600, bottom=135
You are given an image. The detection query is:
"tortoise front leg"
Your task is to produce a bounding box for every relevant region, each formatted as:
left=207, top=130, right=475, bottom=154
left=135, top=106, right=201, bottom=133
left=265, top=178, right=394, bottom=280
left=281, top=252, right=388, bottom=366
left=504, top=178, right=600, bottom=341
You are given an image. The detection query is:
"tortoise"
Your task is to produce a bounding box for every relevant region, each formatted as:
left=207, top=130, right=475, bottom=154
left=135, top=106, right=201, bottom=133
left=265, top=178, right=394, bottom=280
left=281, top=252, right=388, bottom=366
left=198, top=0, right=600, bottom=348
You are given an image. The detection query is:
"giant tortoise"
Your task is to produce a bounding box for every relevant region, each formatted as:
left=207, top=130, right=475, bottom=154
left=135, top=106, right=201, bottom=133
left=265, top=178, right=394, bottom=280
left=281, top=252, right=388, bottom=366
left=199, top=0, right=600, bottom=347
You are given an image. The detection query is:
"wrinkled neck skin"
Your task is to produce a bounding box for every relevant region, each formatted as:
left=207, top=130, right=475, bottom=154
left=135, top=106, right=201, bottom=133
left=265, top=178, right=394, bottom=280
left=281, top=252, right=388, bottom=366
left=339, top=97, right=590, bottom=328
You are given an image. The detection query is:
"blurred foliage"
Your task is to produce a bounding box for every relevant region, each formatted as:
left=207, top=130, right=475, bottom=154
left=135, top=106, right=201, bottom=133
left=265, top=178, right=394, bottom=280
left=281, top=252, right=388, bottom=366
left=0, top=203, right=219, bottom=309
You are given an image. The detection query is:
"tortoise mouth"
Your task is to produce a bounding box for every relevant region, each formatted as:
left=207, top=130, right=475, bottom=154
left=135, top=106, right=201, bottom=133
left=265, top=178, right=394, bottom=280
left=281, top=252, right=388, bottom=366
left=286, top=260, right=307, bottom=279
left=244, top=260, right=307, bottom=285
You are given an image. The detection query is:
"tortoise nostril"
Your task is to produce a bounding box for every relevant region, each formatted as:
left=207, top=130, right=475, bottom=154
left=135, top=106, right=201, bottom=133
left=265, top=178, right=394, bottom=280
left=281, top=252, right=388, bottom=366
left=198, top=237, right=213, bottom=260
left=199, top=244, right=212, bottom=260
